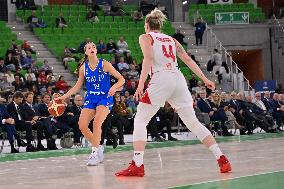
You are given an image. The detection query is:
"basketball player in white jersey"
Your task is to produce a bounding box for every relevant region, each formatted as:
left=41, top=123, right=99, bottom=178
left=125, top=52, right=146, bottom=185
left=115, top=9, right=232, bottom=177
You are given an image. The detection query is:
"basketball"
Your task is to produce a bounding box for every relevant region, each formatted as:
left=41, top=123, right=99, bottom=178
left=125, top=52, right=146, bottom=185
left=48, top=99, right=65, bottom=117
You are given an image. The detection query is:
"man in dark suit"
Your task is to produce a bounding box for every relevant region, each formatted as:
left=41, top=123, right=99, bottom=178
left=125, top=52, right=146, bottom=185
left=270, top=93, right=284, bottom=129
left=6, top=91, right=36, bottom=152
left=263, top=91, right=273, bottom=112
left=197, top=90, right=232, bottom=136
left=37, top=93, right=58, bottom=150
left=0, top=101, right=27, bottom=153
left=22, top=92, right=55, bottom=151
left=66, top=94, right=83, bottom=145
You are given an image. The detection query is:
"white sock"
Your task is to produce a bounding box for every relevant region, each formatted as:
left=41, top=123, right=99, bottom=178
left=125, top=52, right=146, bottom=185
left=133, top=151, right=144, bottom=167
left=92, top=147, right=98, bottom=153
left=209, top=144, right=223, bottom=159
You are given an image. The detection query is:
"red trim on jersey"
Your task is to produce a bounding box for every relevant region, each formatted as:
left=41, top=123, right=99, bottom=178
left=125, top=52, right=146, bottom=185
left=140, top=90, right=151, bottom=104
left=173, top=38, right=178, bottom=48
left=147, top=34, right=154, bottom=46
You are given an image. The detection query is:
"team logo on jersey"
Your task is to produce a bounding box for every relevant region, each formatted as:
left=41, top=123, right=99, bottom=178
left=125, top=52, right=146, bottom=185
left=166, top=63, right=172, bottom=69
left=84, top=101, right=89, bottom=106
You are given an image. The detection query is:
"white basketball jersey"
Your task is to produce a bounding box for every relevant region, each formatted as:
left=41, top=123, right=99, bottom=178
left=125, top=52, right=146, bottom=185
left=147, top=32, right=179, bottom=74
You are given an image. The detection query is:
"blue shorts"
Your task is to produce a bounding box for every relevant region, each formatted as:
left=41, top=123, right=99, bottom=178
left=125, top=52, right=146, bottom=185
left=83, top=95, right=113, bottom=110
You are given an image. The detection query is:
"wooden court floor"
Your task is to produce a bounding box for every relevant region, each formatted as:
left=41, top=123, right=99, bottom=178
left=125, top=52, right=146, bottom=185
left=0, top=134, right=283, bottom=189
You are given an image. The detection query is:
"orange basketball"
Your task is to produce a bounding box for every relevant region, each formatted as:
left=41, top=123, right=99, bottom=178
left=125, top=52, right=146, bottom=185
left=48, top=99, right=65, bottom=117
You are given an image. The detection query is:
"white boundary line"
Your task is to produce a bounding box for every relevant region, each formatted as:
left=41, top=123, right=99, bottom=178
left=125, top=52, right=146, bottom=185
left=169, top=169, right=284, bottom=189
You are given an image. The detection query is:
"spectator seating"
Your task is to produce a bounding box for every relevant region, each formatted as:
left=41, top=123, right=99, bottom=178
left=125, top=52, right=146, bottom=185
left=16, top=5, right=177, bottom=75
left=189, top=3, right=266, bottom=24
left=0, top=21, right=19, bottom=58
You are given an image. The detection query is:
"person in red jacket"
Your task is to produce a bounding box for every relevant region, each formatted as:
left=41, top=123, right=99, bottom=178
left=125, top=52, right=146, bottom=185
left=56, top=75, right=69, bottom=92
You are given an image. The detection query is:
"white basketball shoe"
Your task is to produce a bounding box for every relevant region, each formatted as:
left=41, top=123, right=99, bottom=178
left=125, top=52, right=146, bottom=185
left=87, top=151, right=99, bottom=166
left=98, top=145, right=104, bottom=163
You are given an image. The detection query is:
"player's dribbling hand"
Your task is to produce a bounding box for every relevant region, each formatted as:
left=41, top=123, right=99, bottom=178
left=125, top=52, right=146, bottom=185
left=108, top=86, right=116, bottom=97
left=134, top=83, right=144, bottom=101
left=204, top=79, right=215, bottom=91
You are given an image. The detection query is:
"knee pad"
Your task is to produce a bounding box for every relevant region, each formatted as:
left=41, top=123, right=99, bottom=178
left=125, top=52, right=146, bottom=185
left=133, top=103, right=160, bottom=142
left=177, top=106, right=212, bottom=141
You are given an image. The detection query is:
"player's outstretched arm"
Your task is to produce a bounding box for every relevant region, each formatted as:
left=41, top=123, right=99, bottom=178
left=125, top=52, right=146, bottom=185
left=60, top=66, right=84, bottom=100
left=175, top=39, right=215, bottom=91
left=135, top=34, right=154, bottom=100
left=103, top=60, right=125, bottom=97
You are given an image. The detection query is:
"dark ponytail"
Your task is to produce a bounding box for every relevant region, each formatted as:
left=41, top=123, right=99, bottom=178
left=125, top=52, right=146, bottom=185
left=75, top=54, right=88, bottom=77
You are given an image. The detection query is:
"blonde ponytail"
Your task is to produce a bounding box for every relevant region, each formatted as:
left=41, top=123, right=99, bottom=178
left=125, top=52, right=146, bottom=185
left=145, top=8, right=167, bottom=30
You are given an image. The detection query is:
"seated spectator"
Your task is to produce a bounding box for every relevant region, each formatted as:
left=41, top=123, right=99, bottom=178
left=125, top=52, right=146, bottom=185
left=4, top=70, right=15, bottom=84
left=56, top=12, right=68, bottom=28
left=21, top=92, right=50, bottom=151
left=27, top=10, right=46, bottom=31
left=13, top=69, right=25, bottom=82
left=25, top=68, right=36, bottom=82
left=107, top=38, right=118, bottom=54
left=193, top=98, right=211, bottom=129
left=36, top=93, right=58, bottom=150
left=0, top=57, right=8, bottom=73
left=270, top=93, right=284, bottom=129
left=97, top=39, right=107, bottom=54
left=132, top=10, right=143, bottom=22
left=86, top=9, right=99, bottom=22
left=189, top=74, right=198, bottom=90
left=117, top=37, right=130, bottom=54
left=6, top=91, right=36, bottom=152
left=41, top=59, right=53, bottom=75
left=5, top=52, right=17, bottom=71
left=38, top=70, right=47, bottom=85
left=22, top=51, right=33, bottom=69
left=66, top=94, right=84, bottom=146
left=197, top=90, right=233, bottom=136
left=124, top=52, right=133, bottom=64
left=52, top=93, right=77, bottom=144
left=21, top=40, right=36, bottom=54
left=126, top=79, right=138, bottom=95
left=24, top=75, right=36, bottom=91
left=0, top=99, right=27, bottom=153
left=31, top=60, right=39, bottom=74
left=117, top=57, right=129, bottom=71
left=56, top=75, right=68, bottom=93
left=12, top=76, right=25, bottom=91
left=0, top=74, right=15, bottom=95
left=147, top=102, right=178, bottom=141
left=111, top=93, right=131, bottom=144
left=102, top=3, right=111, bottom=16
left=125, top=93, right=137, bottom=114
left=192, top=81, right=205, bottom=94
left=172, top=30, right=186, bottom=46
left=110, top=57, right=119, bottom=71
left=127, top=64, right=139, bottom=81
left=63, top=46, right=75, bottom=69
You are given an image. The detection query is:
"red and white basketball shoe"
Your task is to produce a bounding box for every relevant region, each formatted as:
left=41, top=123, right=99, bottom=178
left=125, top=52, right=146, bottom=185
left=217, top=155, right=232, bottom=173
left=115, top=161, right=145, bottom=177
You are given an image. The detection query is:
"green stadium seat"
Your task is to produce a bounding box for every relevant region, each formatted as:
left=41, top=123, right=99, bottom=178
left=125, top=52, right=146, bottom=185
left=104, top=16, right=113, bottom=22
left=114, top=16, right=123, bottom=22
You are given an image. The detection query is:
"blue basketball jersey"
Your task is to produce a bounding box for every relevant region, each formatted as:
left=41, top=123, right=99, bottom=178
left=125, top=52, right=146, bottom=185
left=84, top=58, right=111, bottom=97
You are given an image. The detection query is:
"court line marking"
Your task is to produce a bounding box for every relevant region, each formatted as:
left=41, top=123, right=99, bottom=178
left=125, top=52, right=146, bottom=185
left=169, top=169, right=284, bottom=189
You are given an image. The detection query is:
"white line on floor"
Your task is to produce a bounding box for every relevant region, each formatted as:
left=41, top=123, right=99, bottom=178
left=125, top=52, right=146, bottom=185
left=170, top=169, right=284, bottom=188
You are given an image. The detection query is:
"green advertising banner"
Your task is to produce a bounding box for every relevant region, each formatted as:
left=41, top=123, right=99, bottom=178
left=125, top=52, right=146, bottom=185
left=215, top=12, right=249, bottom=25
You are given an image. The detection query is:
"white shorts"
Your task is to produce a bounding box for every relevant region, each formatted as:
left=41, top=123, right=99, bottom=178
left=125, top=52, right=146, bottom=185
left=140, top=71, right=193, bottom=110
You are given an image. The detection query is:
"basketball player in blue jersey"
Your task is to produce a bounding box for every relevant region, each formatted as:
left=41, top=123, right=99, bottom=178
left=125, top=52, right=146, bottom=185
left=59, top=42, right=125, bottom=166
